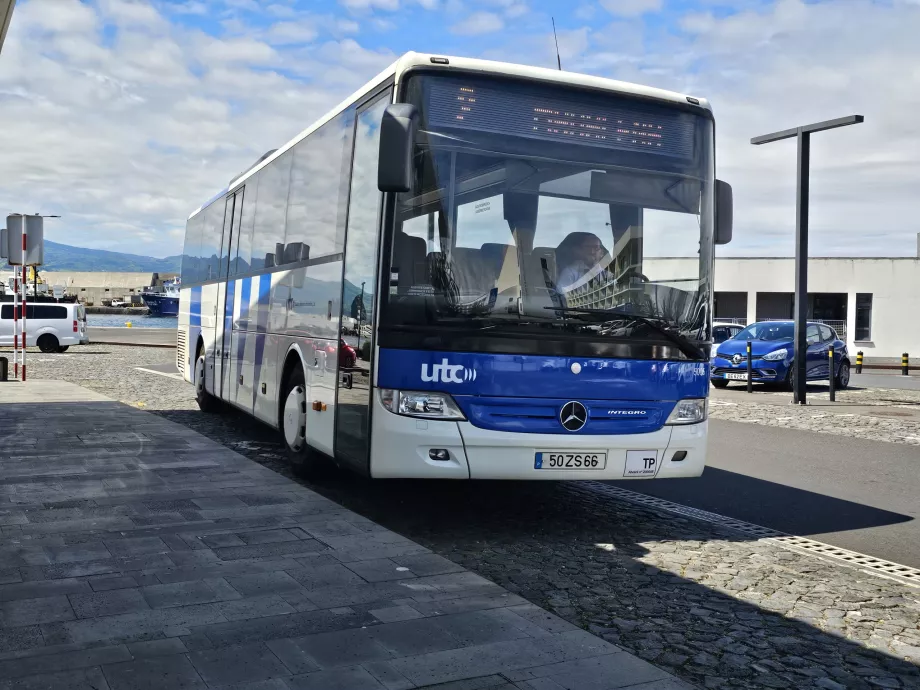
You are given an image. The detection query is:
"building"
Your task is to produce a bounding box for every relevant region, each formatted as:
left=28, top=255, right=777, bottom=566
left=36, top=271, right=176, bottom=307
left=649, top=246, right=920, bottom=358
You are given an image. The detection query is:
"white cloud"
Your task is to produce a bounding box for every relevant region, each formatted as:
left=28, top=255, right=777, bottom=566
left=414, top=0, right=439, bottom=8
left=266, top=20, right=318, bottom=45
left=599, top=0, right=663, bottom=18
left=0, top=0, right=396, bottom=256
left=451, top=11, right=504, bottom=35
left=338, top=0, right=400, bottom=11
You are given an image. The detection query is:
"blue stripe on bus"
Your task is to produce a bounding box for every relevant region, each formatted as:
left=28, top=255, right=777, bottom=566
left=236, top=277, right=251, bottom=382
left=251, top=274, right=272, bottom=408
left=189, top=286, right=202, bottom=327
left=225, top=280, right=235, bottom=333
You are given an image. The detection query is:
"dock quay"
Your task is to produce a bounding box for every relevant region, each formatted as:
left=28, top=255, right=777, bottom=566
left=0, top=380, right=678, bottom=690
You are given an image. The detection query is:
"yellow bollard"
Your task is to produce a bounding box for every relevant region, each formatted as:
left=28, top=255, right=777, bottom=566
left=126, top=321, right=132, bottom=328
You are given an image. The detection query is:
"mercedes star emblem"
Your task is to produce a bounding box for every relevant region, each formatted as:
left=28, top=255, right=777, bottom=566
left=560, top=401, right=588, bottom=432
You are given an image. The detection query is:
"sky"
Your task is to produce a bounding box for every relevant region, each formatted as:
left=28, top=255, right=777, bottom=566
left=0, top=0, right=917, bottom=259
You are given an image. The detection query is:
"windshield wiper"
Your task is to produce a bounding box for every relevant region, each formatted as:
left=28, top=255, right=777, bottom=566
left=544, top=307, right=707, bottom=360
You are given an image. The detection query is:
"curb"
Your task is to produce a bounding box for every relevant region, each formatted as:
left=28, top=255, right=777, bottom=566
left=90, top=341, right=176, bottom=349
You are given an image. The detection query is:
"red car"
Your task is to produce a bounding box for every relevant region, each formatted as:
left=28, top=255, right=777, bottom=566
left=338, top=339, right=357, bottom=368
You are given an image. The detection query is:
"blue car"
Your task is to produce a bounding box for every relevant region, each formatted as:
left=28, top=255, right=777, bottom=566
left=710, top=320, right=850, bottom=390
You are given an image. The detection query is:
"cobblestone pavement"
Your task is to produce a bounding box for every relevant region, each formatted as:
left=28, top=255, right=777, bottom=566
left=14, top=345, right=920, bottom=689
left=709, top=385, right=920, bottom=446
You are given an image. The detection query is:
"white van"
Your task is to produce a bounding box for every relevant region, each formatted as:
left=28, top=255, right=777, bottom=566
left=0, top=302, right=89, bottom=352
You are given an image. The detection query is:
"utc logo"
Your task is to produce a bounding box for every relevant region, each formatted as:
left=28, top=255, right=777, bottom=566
left=421, top=358, right=478, bottom=384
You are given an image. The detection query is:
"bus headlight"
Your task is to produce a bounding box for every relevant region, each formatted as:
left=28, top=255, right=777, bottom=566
left=665, top=398, right=707, bottom=425
left=379, top=389, right=466, bottom=421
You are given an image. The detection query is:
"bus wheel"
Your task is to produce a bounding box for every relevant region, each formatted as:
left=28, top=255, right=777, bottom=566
left=281, top=365, right=332, bottom=480
left=194, top=353, right=218, bottom=412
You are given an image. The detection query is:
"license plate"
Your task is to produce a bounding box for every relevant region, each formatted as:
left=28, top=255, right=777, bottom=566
left=624, top=450, right=660, bottom=477
left=724, top=372, right=748, bottom=380
left=534, top=452, right=606, bottom=470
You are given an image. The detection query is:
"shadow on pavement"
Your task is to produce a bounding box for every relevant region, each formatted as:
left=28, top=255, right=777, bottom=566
left=605, top=466, right=913, bottom=536
left=152, top=405, right=920, bottom=689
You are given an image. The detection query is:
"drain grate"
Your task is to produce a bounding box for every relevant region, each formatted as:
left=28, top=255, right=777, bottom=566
left=580, top=482, right=920, bottom=588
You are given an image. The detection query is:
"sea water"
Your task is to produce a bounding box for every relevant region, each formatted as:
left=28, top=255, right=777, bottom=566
left=87, top=315, right=178, bottom=328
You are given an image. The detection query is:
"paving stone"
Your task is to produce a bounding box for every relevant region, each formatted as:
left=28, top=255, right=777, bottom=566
left=0, top=626, right=45, bottom=654
left=0, top=578, right=90, bottom=603
left=188, top=642, right=290, bottom=685
left=270, top=628, right=393, bottom=669
left=126, top=638, right=188, bottom=658
left=0, top=666, right=112, bottom=690
left=102, top=654, right=207, bottom=690
left=141, top=580, right=229, bottom=609
left=345, top=559, right=418, bottom=583
left=0, top=595, right=75, bottom=627
left=225, top=571, right=304, bottom=596
left=284, top=563, right=365, bottom=590
left=69, top=589, right=150, bottom=619
left=89, top=576, right=139, bottom=593
left=216, top=595, right=297, bottom=622
left=285, top=665, right=386, bottom=690
left=237, top=530, right=300, bottom=545
left=368, top=605, right=424, bottom=623
left=0, top=644, right=131, bottom=679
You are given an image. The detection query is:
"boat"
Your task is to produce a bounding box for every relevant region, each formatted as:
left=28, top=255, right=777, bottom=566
left=141, top=277, right=180, bottom=316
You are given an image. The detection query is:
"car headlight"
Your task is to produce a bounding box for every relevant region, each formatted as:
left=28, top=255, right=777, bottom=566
left=761, top=348, right=788, bottom=361
left=665, top=398, right=707, bottom=425
left=379, top=389, right=466, bottom=421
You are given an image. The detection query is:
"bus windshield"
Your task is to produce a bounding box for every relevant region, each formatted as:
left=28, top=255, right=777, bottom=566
left=382, top=74, right=714, bottom=356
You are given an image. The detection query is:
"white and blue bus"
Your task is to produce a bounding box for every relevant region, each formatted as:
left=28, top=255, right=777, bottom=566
left=177, top=52, right=733, bottom=480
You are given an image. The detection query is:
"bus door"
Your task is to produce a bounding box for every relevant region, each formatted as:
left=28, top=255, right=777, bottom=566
left=214, top=190, right=243, bottom=399
left=334, top=93, right=389, bottom=473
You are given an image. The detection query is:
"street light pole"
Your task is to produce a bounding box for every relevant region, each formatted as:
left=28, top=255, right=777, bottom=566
left=751, top=115, right=863, bottom=405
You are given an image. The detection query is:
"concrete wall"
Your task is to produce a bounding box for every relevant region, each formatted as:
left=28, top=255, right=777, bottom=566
left=647, top=258, right=920, bottom=358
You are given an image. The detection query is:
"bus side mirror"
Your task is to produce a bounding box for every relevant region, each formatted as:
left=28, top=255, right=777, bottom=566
left=378, top=103, right=419, bottom=193
left=715, top=179, right=733, bottom=245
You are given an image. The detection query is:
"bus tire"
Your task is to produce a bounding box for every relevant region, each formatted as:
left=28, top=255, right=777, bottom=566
left=37, top=334, right=59, bottom=353
left=194, top=352, right=218, bottom=412
left=281, top=365, right=332, bottom=480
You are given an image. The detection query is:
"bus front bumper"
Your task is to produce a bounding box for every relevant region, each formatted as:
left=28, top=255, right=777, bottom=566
left=369, top=394, right=707, bottom=480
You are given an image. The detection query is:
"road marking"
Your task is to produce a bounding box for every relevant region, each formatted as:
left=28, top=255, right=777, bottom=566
left=135, top=366, right=185, bottom=381
left=581, top=482, right=920, bottom=588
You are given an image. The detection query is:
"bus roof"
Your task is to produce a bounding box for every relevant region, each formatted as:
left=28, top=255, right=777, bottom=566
left=189, top=52, right=711, bottom=219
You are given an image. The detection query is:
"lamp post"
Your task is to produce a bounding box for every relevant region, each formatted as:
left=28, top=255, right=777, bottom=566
left=751, top=116, right=863, bottom=405
left=357, top=281, right=366, bottom=350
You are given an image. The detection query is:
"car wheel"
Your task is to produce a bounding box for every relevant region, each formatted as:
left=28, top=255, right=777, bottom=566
left=781, top=367, right=794, bottom=392
left=280, top=364, right=334, bottom=480
left=37, top=334, right=59, bottom=353
left=835, top=361, right=850, bottom=390
left=194, top=351, right=218, bottom=412
left=55, top=346, right=69, bottom=353
left=711, top=379, right=729, bottom=389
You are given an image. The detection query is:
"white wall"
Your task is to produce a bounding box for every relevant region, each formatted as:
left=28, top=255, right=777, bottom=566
left=646, top=257, right=920, bottom=359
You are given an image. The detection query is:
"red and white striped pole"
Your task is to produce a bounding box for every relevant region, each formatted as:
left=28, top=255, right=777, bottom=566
left=12, top=272, right=18, bottom=379
left=21, top=259, right=27, bottom=381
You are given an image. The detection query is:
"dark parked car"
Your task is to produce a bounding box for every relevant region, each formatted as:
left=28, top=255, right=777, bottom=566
left=710, top=320, right=850, bottom=390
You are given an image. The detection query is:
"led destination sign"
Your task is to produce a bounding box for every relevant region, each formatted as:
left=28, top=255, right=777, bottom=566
left=427, top=80, right=696, bottom=159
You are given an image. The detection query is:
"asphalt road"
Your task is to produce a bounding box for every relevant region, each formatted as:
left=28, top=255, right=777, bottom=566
left=851, top=370, right=920, bottom=391
left=88, top=326, right=176, bottom=347
left=609, top=419, right=920, bottom=568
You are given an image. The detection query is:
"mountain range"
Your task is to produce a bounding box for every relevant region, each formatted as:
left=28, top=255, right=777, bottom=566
left=36, top=240, right=182, bottom=273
